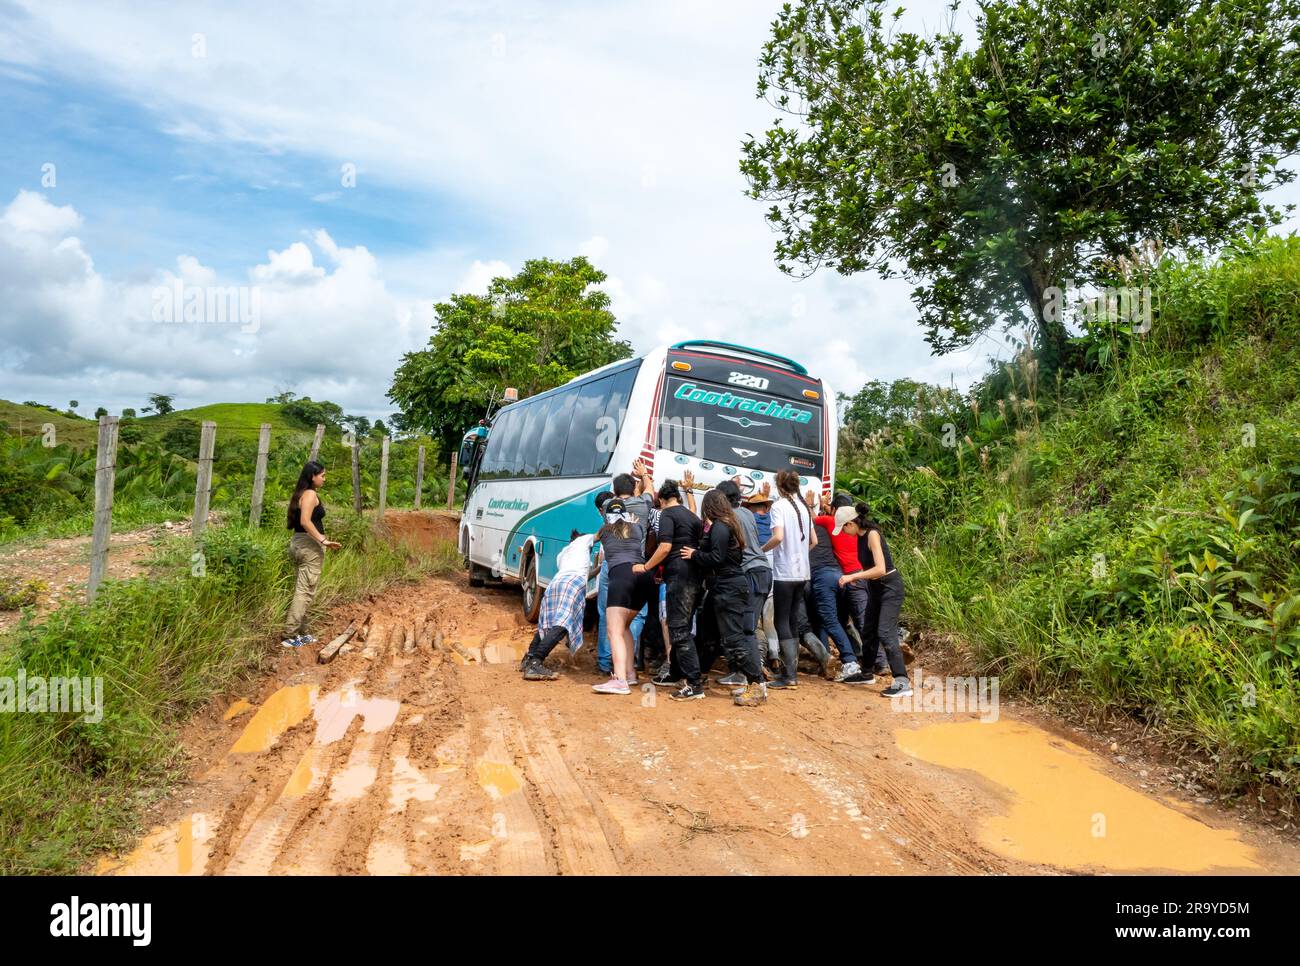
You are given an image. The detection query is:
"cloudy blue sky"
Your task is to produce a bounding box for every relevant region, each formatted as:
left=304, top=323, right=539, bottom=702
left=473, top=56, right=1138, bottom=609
left=1, top=1, right=1296, bottom=422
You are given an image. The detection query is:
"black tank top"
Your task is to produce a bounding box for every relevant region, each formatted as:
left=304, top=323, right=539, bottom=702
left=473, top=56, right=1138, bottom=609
left=292, top=499, right=325, bottom=534
left=852, top=527, right=894, bottom=574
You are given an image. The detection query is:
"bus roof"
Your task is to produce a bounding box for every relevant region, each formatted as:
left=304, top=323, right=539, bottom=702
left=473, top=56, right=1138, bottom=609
left=668, top=340, right=808, bottom=376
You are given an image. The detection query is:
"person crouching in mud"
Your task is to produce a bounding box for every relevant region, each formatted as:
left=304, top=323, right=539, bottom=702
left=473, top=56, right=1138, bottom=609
left=519, top=525, right=601, bottom=680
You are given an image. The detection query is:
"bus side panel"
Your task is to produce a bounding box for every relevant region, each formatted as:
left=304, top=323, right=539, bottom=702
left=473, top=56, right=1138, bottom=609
left=461, top=480, right=522, bottom=578
left=502, top=478, right=611, bottom=593
left=620, top=345, right=668, bottom=480
left=822, top=377, right=836, bottom=497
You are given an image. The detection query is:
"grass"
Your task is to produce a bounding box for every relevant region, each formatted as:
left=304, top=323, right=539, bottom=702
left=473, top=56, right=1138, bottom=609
left=0, top=401, right=99, bottom=448
left=139, top=402, right=314, bottom=444
left=841, top=235, right=1300, bottom=806
left=0, top=513, right=450, bottom=874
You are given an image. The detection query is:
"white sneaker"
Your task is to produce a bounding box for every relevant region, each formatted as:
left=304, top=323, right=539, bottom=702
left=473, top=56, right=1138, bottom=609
left=280, top=635, right=303, bottom=649
left=592, top=677, right=631, bottom=695
left=834, top=661, right=861, bottom=682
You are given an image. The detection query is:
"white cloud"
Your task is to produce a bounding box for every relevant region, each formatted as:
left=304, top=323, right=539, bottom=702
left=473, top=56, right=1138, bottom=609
left=455, top=259, right=511, bottom=296
left=252, top=241, right=324, bottom=283
left=6, top=0, right=1143, bottom=420
left=0, top=191, right=447, bottom=418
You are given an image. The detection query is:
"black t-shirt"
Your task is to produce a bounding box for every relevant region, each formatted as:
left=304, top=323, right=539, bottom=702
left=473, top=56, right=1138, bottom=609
left=809, top=521, right=840, bottom=572
left=657, top=504, right=702, bottom=575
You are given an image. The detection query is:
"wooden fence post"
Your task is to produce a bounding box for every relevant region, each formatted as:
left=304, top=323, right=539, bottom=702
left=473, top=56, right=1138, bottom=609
left=351, top=435, right=362, bottom=514
left=87, top=415, right=119, bottom=603
left=309, top=423, right=325, bottom=461
left=414, top=445, right=425, bottom=510
left=249, top=423, right=272, bottom=528
left=378, top=436, right=390, bottom=518
left=193, top=420, right=216, bottom=537
left=447, top=450, right=458, bottom=508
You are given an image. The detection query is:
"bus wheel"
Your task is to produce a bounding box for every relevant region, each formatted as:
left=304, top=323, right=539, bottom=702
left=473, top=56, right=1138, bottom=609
left=521, top=553, right=542, bottom=623
left=467, top=562, right=489, bottom=588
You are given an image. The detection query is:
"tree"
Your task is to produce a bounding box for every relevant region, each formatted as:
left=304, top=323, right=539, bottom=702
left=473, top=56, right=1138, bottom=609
left=281, top=397, right=344, bottom=430
left=389, top=256, right=632, bottom=451
left=161, top=419, right=201, bottom=459
left=842, top=378, right=962, bottom=437
left=741, top=0, right=1300, bottom=365
left=121, top=408, right=136, bottom=418
left=343, top=414, right=371, bottom=437
left=147, top=394, right=175, bottom=416
left=68, top=400, right=79, bottom=411
left=94, top=407, right=107, bottom=419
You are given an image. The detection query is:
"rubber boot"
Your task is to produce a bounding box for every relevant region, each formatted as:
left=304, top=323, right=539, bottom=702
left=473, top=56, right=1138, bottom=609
left=801, top=631, right=831, bottom=677
left=769, top=638, right=799, bottom=689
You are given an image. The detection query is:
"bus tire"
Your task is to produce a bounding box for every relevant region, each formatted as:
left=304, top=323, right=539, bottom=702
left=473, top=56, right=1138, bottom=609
left=521, top=552, right=542, bottom=623
left=467, top=562, right=489, bottom=588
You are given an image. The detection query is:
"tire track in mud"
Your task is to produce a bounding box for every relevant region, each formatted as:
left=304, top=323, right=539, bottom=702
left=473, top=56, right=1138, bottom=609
left=97, top=557, right=1298, bottom=877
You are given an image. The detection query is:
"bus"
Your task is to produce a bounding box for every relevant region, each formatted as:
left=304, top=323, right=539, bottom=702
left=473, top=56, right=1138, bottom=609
left=456, top=340, right=837, bottom=620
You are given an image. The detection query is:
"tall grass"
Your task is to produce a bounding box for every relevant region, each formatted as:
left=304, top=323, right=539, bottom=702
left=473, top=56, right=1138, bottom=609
left=841, top=235, right=1300, bottom=804
left=0, top=514, right=452, bottom=874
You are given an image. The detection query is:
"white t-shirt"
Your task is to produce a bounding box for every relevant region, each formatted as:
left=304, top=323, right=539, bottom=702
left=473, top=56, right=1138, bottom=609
left=555, top=534, right=596, bottom=576
left=768, top=498, right=811, bottom=581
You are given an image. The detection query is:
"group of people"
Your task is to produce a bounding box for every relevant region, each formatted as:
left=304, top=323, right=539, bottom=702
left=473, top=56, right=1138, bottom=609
left=519, top=460, right=911, bottom=708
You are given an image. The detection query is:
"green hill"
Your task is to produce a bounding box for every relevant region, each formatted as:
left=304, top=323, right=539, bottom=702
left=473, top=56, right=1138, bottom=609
left=0, top=400, right=323, bottom=450
left=139, top=402, right=316, bottom=445
left=0, top=401, right=99, bottom=448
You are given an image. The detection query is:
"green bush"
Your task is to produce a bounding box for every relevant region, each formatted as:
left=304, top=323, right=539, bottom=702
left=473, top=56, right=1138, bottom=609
left=838, top=235, right=1300, bottom=803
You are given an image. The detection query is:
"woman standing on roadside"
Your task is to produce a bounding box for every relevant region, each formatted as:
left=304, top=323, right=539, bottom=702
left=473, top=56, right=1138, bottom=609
left=283, top=461, right=340, bottom=648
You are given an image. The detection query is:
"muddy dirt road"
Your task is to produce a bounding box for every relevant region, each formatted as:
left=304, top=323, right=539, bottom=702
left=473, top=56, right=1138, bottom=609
left=97, top=563, right=1300, bottom=876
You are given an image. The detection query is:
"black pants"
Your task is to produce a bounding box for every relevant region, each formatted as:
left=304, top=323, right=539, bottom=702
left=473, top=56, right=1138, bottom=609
left=772, top=578, right=808, bottom=641
left=665, top=570, right=705, bottom=686
left=866, top=574, right=907, bottom=678
left=801, top=580, right=819, bottom=639
left=695, top=587, right=723, bottom=676
left=710, top=572, right=762, bottom=683
left=526, top=626, right=567, bottom=662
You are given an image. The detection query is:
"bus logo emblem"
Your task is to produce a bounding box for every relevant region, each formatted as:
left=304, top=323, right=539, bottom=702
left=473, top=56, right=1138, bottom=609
left=719, top=414, right=770, bottom=429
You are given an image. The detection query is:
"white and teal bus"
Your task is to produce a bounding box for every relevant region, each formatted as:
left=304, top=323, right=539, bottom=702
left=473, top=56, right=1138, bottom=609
left=456, top=340, right=837, bottom=620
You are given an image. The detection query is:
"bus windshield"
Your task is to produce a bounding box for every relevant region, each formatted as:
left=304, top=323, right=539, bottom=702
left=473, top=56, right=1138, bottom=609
left=657, top=350, right=824, bottom=476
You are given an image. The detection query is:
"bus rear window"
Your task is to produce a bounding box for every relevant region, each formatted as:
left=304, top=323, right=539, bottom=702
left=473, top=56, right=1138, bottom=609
left=657, top=374, right=823, bottom=475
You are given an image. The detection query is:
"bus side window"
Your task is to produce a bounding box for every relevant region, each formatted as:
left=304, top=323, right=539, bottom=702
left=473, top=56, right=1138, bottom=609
left=513, top=400, right=548, bottom=478
left=596, top=366, right=638, bottom=472
left=483, top=406, right=523, bottom=479
left=562, top=376, right=611, bottom=476
left=537, top=388, right=577, bottom=476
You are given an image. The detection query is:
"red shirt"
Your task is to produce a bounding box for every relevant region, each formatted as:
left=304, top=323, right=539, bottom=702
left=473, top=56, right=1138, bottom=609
left=815, top=515, right=862, bottom=573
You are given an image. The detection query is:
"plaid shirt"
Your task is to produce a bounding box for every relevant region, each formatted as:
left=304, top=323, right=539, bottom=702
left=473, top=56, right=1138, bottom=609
left=538, top=571, right=588, bottom=652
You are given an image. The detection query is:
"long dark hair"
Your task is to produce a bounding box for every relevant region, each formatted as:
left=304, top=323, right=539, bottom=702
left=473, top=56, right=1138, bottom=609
left=287, top=460, right=325, bottom=529
left=701, top=490, right=745, bottom=552
left=775, top=469, right=807, bottom=539
left=854, top=501, right=880, bottom=534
